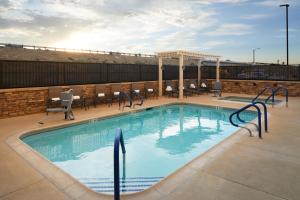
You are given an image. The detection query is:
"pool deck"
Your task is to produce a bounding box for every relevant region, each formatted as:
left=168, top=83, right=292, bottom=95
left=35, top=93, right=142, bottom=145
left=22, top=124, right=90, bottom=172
left=0, top=93, right=300, bottom=200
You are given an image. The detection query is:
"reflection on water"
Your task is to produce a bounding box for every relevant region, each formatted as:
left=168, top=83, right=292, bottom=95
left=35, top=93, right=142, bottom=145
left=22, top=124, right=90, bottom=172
left=23, top=104, right=256, bottom=178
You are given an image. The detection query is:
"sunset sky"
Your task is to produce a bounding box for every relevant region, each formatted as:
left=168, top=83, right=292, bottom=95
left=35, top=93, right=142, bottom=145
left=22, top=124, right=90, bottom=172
left=0, top=0, right=299, bottom=63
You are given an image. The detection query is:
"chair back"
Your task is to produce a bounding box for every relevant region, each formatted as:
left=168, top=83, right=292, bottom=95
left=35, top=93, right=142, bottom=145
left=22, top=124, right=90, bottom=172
left=60, top=90, right=73, bottom=111
left=213, top=81, right=222, bottom=90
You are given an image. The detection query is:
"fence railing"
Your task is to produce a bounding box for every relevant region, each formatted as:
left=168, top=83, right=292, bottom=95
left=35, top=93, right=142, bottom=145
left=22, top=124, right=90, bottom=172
left=0, top=43, right=156, bottom=58
left=0, top=60, right=299, bottom=89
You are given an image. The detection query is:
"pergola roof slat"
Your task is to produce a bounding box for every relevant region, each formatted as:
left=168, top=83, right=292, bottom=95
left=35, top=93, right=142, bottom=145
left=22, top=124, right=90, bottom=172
left=157, top=50, right=220, bottom=60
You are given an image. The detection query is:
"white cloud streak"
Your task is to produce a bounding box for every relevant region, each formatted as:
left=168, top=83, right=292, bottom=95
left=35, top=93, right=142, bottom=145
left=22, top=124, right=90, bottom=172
left=242, top=14, right=271, bottom=20
left=205, top=23, right=253, bottom=36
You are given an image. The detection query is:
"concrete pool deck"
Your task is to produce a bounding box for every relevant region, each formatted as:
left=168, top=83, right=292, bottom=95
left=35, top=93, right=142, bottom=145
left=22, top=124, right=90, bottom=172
left=0, top=93, right=299, bottom=200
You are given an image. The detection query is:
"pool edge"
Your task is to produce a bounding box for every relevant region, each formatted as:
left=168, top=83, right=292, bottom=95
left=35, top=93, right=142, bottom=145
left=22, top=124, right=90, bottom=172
left=6, top=102, right=262, bottom=200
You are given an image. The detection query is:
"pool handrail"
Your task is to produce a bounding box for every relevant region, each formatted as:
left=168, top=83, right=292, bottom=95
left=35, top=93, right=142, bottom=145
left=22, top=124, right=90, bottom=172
left=252, top=86, right=273, bottom=103
left=114, top=128, right=126, bottom=200
left=237, top=102, right=268, bottom=133
left=264, top=86, right=288, bottom=106
left=229, top=103, right=262, bottom=138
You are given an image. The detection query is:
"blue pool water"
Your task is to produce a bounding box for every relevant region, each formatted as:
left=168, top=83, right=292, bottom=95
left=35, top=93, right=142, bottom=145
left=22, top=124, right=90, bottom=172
left=22, top=104, right=256, bottom=194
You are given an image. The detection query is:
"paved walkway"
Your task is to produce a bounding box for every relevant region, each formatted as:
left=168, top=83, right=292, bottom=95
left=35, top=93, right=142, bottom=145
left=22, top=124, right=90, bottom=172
left=0, top=94, right=299, bottom=200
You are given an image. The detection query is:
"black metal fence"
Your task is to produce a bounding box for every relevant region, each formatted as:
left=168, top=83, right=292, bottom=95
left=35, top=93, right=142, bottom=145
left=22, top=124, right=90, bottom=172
left=0, top=60, right=299, bottom=89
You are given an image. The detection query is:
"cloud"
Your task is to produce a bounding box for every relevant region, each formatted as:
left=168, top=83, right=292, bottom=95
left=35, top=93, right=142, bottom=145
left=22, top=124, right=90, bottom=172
left=256, top=0, right=296, bottom=7
left=242, top=14, right=271, bottom=20
left=190, top=0, right=248, bottom=5
left=205, top=23, right=253, bottom=36
left=201, top=41, right=228, bottom=50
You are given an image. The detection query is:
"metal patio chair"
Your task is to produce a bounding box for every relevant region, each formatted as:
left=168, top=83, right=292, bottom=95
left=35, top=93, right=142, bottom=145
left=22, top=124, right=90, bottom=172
left=111, top=83, right=123, bottom=103
left=198, top=79, right=210, bottom=93
left=47, top=86, right=64, bottom=108
left=145, top=82, right=158, bottom=99
left=69, top=85, right=85, bottom=109
left=165, top=80, right=178, bottom=97
left=46, top=89, right=75, bottom=120
left=94, top=84, right=112, bottom=107
left=211, top=81, right=222, bottom=97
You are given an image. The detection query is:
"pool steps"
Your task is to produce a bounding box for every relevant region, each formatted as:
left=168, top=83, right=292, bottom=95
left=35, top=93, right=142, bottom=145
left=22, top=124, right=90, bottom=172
left=78, top=177, right=163, bottom=194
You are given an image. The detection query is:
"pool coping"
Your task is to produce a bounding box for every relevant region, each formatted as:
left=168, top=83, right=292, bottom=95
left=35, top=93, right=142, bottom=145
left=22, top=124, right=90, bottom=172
left=215, top=95, right=287, bottom=108
left=5, top=101, right=266, bottom=200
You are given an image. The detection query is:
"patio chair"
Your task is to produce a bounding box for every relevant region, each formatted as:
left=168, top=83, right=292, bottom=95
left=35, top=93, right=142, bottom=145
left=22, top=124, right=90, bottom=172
left=111, top=83, right=123, bottom=103
left=198, top=80, right=210, bottom=93
left=145, top=82, right=158, bottom=99
left=46, top=89, right=74, bottom=120
left=165, top=80, right=178, bottom=97
left=47, top=86, right=64, bottom=109
left=69, top=85, right=85, bottom=109
left=211, top=81, right=222, bottom=97
left=131, top=83, right=144, bottom=108
left=187, top=79, right=203, bottom=95
left=94, top=84, right=112, bottom=107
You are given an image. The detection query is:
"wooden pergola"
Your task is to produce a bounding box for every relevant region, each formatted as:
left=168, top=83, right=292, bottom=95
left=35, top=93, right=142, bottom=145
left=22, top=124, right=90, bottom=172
left=158, top=50, right=221, bottom=100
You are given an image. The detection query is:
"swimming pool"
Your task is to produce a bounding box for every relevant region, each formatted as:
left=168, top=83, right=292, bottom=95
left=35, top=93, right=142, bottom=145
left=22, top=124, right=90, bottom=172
left=219, top=96, right=282, bottom=105
left=22, top=104, right=256, bottom=194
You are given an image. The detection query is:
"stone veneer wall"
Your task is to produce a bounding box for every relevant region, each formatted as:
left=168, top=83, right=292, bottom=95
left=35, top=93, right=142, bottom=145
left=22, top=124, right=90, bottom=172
left=0, top=80, right=299, bottom=118
left=210, top=80, right=300, bottom=96
left=0, top=81, right=157, bottom=119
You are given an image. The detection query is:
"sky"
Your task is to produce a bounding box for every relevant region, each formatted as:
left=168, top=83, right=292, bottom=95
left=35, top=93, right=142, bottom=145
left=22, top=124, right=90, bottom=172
left=0, top=0, right=299, bottom=64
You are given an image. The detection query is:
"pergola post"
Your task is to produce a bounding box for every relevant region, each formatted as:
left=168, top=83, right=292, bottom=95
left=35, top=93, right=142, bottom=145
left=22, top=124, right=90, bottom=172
left=158, top=56, right=163, bottom=96
left=179, top=54, right=184, bottom=100
left=197, top=60, right=201, bottom=86
left=216, top=58, right=220, bottom=81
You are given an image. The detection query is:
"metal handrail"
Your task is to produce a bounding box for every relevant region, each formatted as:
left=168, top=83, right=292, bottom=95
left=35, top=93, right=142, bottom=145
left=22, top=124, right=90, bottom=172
left=229, top=103, right=262, bottom=138
left=114, top=128, right=126, bottom=200
left=237, top=102, right=268, bottom=133
left=252, top=86, right=273, bottom=103
left=265, top=86, right=288, bottom=106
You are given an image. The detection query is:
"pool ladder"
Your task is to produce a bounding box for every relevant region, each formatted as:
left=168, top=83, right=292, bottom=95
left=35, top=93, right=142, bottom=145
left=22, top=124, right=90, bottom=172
left=229, top=102, right=268, bottom=139
left=252, top=86, right=288, bottom=107
left=114, top=128, right=126, bottom=200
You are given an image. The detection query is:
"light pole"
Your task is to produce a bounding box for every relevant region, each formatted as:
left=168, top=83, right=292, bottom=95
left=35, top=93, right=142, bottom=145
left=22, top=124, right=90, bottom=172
left=280, top=4, right=289, bottom=66
left=253, top=48, right=260, bottom=64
